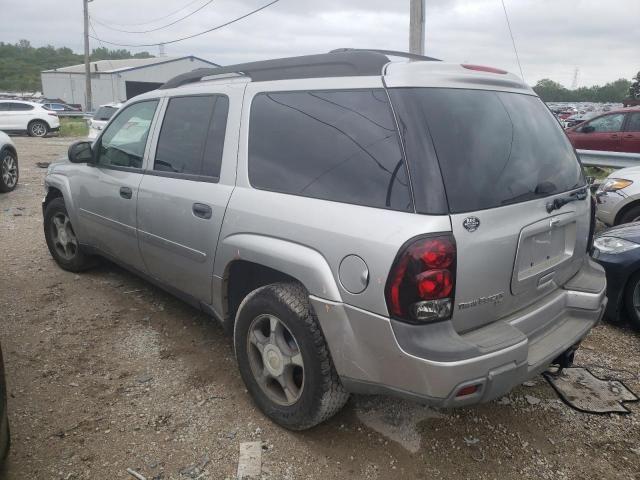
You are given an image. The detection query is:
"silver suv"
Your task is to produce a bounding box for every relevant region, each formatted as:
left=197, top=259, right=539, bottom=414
left=42, top=50, right=607, bottom=430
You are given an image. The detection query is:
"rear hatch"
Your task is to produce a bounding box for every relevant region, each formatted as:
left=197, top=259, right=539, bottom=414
left=388, top=87, right=589, bottom=332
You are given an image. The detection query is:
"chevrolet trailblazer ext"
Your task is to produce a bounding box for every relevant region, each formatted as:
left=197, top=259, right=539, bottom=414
left=42, top=50, right=607, bottom=430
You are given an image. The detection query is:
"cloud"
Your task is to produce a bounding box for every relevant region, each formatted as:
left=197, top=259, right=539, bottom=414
left=2, top=0, right=637, bottom=86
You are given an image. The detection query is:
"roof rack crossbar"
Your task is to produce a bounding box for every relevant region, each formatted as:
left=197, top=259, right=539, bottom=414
left=160, top=51, right=391, bottom=89
left=329, top=48, right=441, bottom=62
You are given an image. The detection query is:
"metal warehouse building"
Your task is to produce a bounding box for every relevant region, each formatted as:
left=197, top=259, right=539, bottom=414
left=41, top=56, right=219, bottom=110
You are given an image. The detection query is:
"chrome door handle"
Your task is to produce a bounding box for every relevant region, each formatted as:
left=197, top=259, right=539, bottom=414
left=192, top=203, right=212, bottom=219
left=119, top=187, right=132, bottom=199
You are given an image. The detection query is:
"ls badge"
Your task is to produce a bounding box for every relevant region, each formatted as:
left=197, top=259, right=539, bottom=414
left=463, top=216, right=480, bottom=232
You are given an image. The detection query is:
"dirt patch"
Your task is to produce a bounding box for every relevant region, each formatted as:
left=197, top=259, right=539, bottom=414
left=1, top=136, right=639, bottom=479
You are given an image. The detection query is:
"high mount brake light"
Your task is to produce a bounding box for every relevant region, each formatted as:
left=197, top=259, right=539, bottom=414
left=385, top=235, right=456, bottom=324
left=461, top=64, right=508, bottom=75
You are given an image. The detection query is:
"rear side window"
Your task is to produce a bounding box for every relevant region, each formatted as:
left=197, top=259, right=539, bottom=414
left=389, top=88, right=584, bottom=214
left=154, top=95, right=229, bottom=179
left=248, top=90, right=412, bottom=212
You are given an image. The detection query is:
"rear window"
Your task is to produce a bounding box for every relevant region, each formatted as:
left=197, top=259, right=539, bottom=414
left=94, top=106, right=118, bottom=121
left=248, top=89, right=412, bottom=212
left=389, top=88, right=584, bottom=214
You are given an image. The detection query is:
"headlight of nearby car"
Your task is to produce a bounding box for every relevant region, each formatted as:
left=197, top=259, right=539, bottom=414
left=599, top=178, right=633, bottom=192
left=593, top=236, right=640, bottom=254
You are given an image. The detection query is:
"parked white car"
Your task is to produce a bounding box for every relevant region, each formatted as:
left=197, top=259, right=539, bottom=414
left=88, top=103, right=122, bottom=140
left=0, top=131, right=18, bottom=192
left=0, top=100, right=60, bottom=137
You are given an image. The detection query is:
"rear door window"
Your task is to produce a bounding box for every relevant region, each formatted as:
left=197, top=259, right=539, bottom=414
left=625, top=112, right=640, bottom=132
left=248, top=89, right=412, bottom=212
left=389, top=88, right=584, bottom=214
left=154, top=95, right=229, bottom=179
left=10, top=103, right=34, bottom=111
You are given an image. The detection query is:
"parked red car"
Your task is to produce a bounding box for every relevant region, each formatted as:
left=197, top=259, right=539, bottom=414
left=565, top=107, right=640, bottom=153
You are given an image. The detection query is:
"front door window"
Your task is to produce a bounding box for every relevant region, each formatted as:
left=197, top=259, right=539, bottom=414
left=96, top=100, right=158, bottom=169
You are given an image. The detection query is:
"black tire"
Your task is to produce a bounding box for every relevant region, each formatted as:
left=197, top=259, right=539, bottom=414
left=28, top=120, right=48, bottom=138
left=617, top=205, right=640, bottom=225
left=624, top=271, right=640, bottom=331
left=234, top=282, right=349, bottom=430
left=0, top=149, right=18, bottom=193
left=43, top=197, right=95, bottom=272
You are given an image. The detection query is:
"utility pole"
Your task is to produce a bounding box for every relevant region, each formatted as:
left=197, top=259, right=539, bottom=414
left=83, top=0, right=93, bottom=112
left=409, top=0, right=425, bottom=55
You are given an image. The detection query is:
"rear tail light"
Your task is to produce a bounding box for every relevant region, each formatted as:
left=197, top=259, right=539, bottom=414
left=461, top=64, right=508, bottom=75
left=385, top=235, right=456, bottom=324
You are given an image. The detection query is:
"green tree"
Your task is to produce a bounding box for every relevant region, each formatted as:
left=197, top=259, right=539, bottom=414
left=0, top=40, right=154, bottom=92
left=533, top=77, right=631, bottom=103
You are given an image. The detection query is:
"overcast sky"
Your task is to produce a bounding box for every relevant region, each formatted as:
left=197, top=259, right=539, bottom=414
left=3, top=0, right=638, bottom=87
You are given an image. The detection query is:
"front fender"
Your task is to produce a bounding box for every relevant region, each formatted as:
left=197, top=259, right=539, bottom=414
left=215, top=233, right=343, bottom=302
left=43, top=173, right=84, bottom=243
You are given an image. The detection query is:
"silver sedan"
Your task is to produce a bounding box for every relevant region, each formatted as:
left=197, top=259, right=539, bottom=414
left=596, top=166, right=640, bottom=226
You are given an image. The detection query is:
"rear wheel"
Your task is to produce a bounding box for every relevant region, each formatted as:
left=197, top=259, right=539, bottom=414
left=234, top=282, right=349, bottom=430
left=28, top=120, right=48, bottom=138
left=623, top=271, right=640, bottom=330
left=617, top=205, right=640, bottom=225
left=0, top=150, right=18, bottom=193
left=43, top=198, right=94, bottom=272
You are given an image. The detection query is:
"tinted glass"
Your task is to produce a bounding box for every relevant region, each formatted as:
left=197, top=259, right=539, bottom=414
left=10, top=103, right=34, bottom=111
left=626, top=112, right=640, bottom=132
left=248, top=90, right=412, bottom=211
left=154, top=95, right=228, bottom=178
left=389, top=88, right=584, bottom=214
left=97, top=100, right=158, bottom=169
left=94, top=106, right=118, bottom=121
left=585, top=113, right=625, bottom=133
left=0, top=104, right=9, bottom=112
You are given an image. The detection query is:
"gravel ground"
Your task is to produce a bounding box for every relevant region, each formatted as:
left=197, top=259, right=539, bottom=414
left=1, top=136, right=639, bottom=480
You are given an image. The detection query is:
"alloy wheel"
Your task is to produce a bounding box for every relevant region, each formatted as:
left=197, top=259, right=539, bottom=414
left=31, top=122, right=47, bottom=137
left=246, top=314, right=305, bottom=406
left=50, top=212, right=79, bottom=260
left=1, top=154, right=17, bottom=189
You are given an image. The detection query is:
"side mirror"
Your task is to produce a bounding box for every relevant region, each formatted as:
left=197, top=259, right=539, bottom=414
left=68, top=141, right=93, bottom=163
left=581, top=125, right=595, bottom=134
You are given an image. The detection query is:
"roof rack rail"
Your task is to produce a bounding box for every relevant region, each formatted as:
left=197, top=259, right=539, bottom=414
left=329, top=48, right=441, bottom=62
left=160, top=51, right=390, bottom=90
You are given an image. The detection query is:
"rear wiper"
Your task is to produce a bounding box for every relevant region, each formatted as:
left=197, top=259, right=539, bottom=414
left=546, top=187, right=588, bottom=213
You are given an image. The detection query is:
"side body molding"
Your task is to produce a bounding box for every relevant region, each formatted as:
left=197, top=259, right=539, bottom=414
left=215, top=233, right=343, bottom=302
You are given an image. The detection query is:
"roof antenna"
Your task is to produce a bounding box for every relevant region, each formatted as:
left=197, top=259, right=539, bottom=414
left=500, top=0, right=525, bottom=82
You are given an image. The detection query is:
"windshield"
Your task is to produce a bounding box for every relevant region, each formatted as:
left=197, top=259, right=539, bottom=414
left=94, top=106, right=118, bottom=121
left=389, top=88, right=585, bottom=214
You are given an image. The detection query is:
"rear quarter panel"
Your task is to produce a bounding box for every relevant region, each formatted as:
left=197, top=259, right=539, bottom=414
left=214, top=77, right=452, bottom=317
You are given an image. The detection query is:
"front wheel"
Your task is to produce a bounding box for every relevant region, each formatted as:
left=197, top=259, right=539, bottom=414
left=43, top=198, right=94, bottom=272
left=234, top=283, right=349, bottom=430
left=617, top=205, right=640, bottom=225
left=0, top=150, right=18, bottom=193
left=28, top=120, right=48, bottom=138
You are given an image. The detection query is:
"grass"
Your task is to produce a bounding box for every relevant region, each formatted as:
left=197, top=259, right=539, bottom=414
left=584, top=166, right=615, bottom=180
left=59, top=117, right=89, bottom=137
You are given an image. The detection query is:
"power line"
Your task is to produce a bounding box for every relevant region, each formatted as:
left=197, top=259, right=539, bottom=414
left=89, top=0, right=280, bottom=47
left=91, top=0, right=203, bottom=27
left=92, top=0, right=215, bottom=34
left=500, top=0, right=525, bottom=82
left=88, top=19, right=117, bottom=72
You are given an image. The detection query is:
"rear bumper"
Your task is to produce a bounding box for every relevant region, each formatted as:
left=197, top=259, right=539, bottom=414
left=313, top=258, right=606, bottom=407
